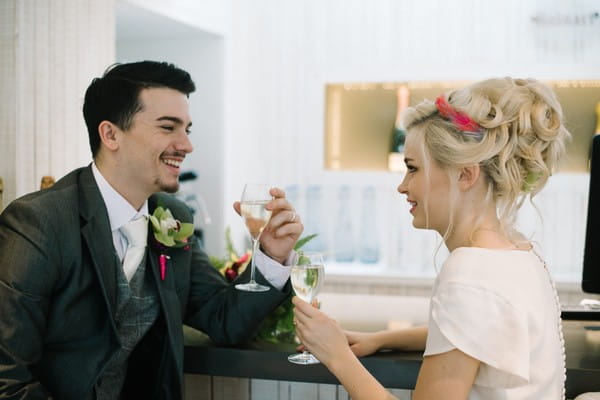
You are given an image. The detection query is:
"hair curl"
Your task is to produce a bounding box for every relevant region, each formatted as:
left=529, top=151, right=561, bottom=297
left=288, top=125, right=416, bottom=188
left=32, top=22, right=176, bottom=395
left=402, top=77, right=570, bottom=239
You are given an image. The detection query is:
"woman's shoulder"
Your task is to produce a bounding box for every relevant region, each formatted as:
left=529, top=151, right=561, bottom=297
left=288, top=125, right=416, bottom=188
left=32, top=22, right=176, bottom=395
left=439, top=247, right=542, bottom=287
left=446, top=246, right=538, bottom=267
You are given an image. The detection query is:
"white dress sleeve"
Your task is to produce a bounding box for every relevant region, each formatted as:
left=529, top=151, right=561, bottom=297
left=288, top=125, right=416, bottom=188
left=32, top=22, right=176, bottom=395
left=424, top=281, right=530, bottom=388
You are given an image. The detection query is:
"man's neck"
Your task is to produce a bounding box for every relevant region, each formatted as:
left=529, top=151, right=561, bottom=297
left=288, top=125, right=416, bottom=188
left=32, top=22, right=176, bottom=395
left=93, top=161, right=147, bottom=212
left=94, top=160, right=147, bottom=211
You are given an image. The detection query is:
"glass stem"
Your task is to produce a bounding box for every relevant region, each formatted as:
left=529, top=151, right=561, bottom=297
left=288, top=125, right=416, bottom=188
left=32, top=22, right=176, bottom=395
left=249, top=237, right=259, bottom=283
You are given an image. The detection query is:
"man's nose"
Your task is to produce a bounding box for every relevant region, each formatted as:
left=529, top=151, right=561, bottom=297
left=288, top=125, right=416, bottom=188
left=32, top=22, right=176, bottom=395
left=177, top=132, right=194, bottom=154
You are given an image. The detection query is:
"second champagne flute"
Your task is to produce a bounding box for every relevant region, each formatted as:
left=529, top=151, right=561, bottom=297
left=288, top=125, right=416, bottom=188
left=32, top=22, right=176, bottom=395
left=288, top=252, right=325, bottom=365
left=235, top=183, right=272, bottom=292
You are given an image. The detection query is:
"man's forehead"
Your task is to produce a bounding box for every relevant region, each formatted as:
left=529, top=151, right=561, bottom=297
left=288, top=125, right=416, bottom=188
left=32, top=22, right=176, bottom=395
left=138, top=87, right=191, bottom=121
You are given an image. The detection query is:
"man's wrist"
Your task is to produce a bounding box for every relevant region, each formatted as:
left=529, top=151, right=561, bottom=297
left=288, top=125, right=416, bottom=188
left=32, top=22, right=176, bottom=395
left=260, top=245, right=294, bottom=265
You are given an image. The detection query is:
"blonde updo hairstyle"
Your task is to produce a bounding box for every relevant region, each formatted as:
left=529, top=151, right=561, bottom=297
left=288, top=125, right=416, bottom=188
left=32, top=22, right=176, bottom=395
left=402, top=77, right=570, bottom=241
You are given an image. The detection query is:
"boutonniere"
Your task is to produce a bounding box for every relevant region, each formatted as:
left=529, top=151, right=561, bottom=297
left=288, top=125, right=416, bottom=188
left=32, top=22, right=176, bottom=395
left=149, top=206, right=194, bottom=281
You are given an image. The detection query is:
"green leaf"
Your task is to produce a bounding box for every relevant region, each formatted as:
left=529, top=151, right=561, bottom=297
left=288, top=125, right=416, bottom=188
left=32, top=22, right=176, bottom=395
left=294, top=233, right=317, bottom=250
left=155, top=231, right=175, bottom=247
left=153, top=206, right=165, bottom=220
left=255, top=295, right=296, bottom=344
left=163, top=208, right=175, bottom=220
left=224, top=226, right=236, bottom=256
left=209, top=255, right=225, bottom=270
left=297, top=252, right=311, bottom=265
left=304, top=267, right=317, bottom=287
left=149, top=215, right=161, bottom=232
left=175, top=222, right=194, bottom=240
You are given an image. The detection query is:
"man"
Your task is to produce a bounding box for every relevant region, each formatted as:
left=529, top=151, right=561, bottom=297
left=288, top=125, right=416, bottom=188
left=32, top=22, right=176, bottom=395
left=0, top=61, right=302, bottom=399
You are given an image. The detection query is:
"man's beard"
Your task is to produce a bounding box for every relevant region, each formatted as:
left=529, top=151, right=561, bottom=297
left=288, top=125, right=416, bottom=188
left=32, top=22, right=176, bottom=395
left=156, top=177, right=179, bottom=193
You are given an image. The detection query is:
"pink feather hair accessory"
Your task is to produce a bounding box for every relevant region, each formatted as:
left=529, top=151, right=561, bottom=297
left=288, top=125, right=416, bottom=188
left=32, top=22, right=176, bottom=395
left=435, top=95, right=483, bottom=134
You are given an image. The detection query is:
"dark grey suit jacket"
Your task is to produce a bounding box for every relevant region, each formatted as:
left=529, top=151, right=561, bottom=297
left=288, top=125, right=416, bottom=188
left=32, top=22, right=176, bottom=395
left=0, top=166, right=290, bottom=399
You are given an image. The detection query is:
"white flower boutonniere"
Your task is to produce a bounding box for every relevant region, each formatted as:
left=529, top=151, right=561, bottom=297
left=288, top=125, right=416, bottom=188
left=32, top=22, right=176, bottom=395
left=149, top=206, right=194, bottom=280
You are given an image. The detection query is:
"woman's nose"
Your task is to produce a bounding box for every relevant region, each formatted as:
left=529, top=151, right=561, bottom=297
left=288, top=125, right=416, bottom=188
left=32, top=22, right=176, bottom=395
left=397, top=177, right=408, bottom=194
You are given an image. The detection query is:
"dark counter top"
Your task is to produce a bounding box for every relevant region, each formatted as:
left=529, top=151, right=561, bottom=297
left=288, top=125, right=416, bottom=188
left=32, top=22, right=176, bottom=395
left=184, top=320, right=600, bottom=398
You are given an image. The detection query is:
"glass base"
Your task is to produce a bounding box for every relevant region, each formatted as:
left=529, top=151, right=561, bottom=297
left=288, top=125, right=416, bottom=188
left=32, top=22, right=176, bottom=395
left=235, top=281, right=270, bottom=292
left=288, top=352, right=320, bottom=365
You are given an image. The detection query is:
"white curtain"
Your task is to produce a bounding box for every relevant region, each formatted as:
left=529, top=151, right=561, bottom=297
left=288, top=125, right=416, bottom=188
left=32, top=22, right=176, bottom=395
left=0, top=0, right=115, bottom=209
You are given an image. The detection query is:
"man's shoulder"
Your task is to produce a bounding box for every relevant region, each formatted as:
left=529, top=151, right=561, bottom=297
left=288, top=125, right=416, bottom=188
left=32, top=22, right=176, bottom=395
left=6, top=167, right=87, bottom=211
left=0, top=167, right=90, bottom=236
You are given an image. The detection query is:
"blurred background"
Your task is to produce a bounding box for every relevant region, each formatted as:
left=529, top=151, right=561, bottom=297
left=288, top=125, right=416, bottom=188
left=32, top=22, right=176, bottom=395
left=1, top=0, right=600, bottom=295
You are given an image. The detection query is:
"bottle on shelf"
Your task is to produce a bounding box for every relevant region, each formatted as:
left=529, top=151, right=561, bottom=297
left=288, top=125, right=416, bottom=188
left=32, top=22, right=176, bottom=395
left=388, top=85, right=410, bottom=172
left=359, top=185, right=379, bottom=264
left=303, top=185, right=327, bottom=255
left=333, top=185, right=355, bottom=263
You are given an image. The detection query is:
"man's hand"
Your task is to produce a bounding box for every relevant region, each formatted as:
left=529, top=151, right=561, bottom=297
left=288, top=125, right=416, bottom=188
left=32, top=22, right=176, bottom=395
left=233, top=187, right=303, bottom=264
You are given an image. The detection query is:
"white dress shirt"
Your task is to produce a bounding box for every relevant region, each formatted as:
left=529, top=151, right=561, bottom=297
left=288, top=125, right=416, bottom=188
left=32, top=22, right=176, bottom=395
left=91, top=163, right=291, bottom=290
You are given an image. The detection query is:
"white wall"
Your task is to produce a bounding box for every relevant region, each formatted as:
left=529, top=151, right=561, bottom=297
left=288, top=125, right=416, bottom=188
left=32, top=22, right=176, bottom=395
left=115, top=0, right=600, bottom=280
left=122, top=0, right=230, bottom=37
left=222, top=0, right=600, bottom=280
left=0, top=0, right=115, bottom=206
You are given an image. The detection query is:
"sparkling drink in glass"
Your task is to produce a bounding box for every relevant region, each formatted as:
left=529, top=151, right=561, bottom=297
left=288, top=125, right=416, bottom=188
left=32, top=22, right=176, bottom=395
left=288, top=252, right=325, bottom=365
left=235, top=184, right=272, bottom=292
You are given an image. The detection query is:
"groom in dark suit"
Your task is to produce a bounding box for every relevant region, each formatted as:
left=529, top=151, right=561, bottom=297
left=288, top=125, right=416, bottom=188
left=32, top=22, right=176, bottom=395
left=0, top=61, right=303, bottom=399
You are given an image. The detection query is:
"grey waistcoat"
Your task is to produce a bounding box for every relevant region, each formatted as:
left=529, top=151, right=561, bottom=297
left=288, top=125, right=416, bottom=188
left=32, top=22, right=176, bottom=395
left=95, top=254, right=160, bottom=399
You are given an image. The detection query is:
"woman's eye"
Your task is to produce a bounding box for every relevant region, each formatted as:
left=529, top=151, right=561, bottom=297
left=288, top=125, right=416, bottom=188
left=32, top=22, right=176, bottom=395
left=406, top=165, right=417, bottom=173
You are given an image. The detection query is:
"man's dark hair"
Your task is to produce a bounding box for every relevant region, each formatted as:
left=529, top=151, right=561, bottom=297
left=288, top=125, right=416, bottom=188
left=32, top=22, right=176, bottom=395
left=83, top=61, right=196, bottom=157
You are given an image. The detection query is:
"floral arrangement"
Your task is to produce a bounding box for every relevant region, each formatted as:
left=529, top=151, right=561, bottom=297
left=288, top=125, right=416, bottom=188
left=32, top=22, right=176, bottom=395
left=209, top=227, right=252, bottom=281
left=150, top=206, right=194, bottom=280
left=210, top=228, right=317, bottom=344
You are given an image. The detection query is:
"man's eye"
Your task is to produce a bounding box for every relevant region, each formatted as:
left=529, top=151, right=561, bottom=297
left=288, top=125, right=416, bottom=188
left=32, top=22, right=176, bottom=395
left=161, top=126, right=174, bottom=131
left=185, top=129, right=192, bottom=135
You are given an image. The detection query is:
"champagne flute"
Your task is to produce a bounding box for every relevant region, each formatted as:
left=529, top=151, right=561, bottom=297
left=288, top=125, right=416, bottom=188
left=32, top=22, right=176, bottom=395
left=288, top=252, right=325, bottom=365
left=235, top=183, right=272, bottom=292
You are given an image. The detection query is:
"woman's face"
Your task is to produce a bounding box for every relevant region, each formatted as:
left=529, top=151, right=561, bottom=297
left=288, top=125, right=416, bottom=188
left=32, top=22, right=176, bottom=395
left=397, top=135, right=452, bottom=235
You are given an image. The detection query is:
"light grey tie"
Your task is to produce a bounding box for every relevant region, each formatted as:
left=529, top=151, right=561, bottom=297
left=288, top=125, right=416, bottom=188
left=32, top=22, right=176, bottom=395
left=120, top=217, right=148, bottom=282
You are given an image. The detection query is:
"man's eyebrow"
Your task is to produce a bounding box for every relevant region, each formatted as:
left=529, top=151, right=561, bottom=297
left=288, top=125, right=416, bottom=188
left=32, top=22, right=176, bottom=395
left=156, top=116, right=192, bottom=127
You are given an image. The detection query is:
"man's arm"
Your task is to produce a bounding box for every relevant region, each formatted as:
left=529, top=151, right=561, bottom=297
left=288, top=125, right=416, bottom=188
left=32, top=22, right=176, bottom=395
left=0, top=199, right=56, bottom=398
left=182, top=236, right=291, bottom=345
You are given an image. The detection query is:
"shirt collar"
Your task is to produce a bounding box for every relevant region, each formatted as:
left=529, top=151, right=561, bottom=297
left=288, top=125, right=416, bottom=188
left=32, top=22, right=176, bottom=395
left=91, top=163, right=149, bottom=232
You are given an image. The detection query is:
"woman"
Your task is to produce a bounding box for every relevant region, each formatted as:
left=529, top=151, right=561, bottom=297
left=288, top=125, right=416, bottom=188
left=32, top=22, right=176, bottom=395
left=293, top=77, right=569, bottom=399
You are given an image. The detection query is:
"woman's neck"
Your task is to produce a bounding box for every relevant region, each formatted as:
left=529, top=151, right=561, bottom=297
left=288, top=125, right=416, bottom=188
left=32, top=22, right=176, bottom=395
left=443, top=214, right=516, bottom=252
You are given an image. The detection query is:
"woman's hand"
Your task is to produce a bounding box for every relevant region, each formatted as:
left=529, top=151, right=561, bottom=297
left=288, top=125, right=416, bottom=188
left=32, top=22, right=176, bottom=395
left=346, top=331, right=382, bottom=357
left=292, top=296, right=351, bottom=367
left=293, top=297, right=398, bottom=400
left=233, top=187, right=303, bottom=264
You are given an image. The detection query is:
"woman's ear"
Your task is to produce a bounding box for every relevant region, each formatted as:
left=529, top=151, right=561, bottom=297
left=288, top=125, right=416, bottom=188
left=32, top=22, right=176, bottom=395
left=97, top=121, right=120, bottom=151
left=458, top=164, right=481, bottom=191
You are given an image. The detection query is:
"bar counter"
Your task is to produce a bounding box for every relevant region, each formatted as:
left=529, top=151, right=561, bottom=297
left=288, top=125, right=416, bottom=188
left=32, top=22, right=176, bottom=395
left=184, top=320, right=600, bottom=398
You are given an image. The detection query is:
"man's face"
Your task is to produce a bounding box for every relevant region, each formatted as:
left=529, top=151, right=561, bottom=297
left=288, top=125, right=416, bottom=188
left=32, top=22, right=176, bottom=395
left=118, top=87, right=193, bottom=197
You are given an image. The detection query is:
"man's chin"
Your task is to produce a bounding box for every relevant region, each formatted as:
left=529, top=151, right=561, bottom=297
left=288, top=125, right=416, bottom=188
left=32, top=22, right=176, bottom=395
left=159, top=180, right=180, bottom=194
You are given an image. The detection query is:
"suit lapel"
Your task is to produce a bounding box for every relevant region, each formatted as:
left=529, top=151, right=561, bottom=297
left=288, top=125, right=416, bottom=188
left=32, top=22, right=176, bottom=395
left=147, top=197, right=172, bottom=310
left=79, top=166, right=119, bottom=322
left=147, top=196, right=184, bottom=372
